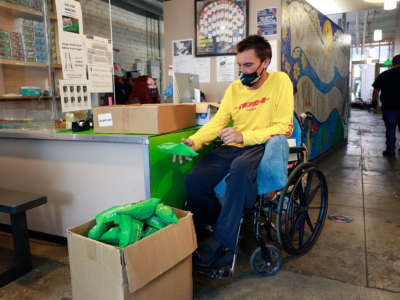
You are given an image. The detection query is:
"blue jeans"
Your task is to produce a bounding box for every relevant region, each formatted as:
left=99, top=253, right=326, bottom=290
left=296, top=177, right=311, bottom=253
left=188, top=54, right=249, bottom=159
left=185, top=144, right=265, bottom=249
left=382, top=109, right=400, bottom=153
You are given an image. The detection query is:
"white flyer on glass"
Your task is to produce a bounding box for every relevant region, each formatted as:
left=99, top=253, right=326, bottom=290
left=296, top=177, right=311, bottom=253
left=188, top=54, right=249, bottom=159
left=86, top=35, right=113, bottom=93
left=55, top=0, right=86, bottom=80
left=216, top=56, right=235, bottom=82
left=59, top=79, right=91, bottom=112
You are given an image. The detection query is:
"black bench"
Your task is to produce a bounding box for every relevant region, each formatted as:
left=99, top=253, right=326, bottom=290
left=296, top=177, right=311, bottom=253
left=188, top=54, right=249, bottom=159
left=0, top=189, right=47, bottom=287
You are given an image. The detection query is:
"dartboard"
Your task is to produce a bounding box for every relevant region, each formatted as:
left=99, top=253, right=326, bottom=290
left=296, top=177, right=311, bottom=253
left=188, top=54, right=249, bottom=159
left=198, top=0, right=246, bottom=44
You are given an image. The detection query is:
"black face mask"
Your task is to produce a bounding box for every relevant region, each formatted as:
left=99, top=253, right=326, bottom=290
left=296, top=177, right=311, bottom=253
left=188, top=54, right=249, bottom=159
left=238, top=62, right=265, bottom=87
left=149, top=88, right=157, bottom=102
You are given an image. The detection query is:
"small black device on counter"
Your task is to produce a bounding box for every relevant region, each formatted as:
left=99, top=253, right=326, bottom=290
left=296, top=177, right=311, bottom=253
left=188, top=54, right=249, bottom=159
left=72, top=119, right=93, bottom=132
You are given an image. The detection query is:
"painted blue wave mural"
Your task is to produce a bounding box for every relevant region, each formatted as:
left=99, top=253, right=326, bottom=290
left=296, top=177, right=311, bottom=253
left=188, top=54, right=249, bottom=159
left=303, top=108, right=344, bottom=160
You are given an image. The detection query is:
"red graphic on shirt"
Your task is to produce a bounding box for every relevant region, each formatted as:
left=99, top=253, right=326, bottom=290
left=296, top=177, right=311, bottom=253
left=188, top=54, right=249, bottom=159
left=235, top=97, right=270, bottom=110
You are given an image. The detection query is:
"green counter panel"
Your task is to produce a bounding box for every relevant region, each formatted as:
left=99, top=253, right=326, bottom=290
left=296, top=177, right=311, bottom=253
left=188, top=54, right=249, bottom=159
left=149, top=128, right=212, bottom=209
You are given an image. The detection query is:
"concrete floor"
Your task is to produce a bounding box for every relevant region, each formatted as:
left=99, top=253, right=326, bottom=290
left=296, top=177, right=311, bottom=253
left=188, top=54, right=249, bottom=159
left=0, top=109, right=399, bottom=299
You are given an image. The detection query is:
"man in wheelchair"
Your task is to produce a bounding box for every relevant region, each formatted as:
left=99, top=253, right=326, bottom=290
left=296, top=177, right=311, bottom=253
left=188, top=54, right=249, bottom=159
left=177, top=35, right=294, bottom=270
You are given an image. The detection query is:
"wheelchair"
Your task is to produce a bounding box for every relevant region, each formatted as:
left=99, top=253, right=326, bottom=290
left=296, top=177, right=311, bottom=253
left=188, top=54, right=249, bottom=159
left=195, top=112, right=329, bottom=278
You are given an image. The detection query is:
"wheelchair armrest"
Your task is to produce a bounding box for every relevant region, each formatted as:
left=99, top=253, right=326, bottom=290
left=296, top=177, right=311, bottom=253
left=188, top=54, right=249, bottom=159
left=289, top=146, right=306, bottom=153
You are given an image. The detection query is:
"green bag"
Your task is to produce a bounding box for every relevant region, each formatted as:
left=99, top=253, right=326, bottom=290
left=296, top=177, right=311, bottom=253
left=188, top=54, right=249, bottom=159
left=117, top=198, right=161, bottom=220
left=141, top=226, right=159, bottom=238
left=88, top=222, right=108, bottom=240
left=155, top=203, right=179, bottom=224
left=157, top=142, right=198, bottom=157
left=115, top=214, right=143, bottom=248
left=99, top=227, right=120, bottom=245
left=96, top=198, right=161, bottom=224
left=144, top=215, right=167, bottom=230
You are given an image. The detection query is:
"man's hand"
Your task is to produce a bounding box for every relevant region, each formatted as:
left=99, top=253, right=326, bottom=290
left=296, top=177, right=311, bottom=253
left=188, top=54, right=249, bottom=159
left=219, top=128, right=243, bottom=145
left=371, top=100, right=378, bottom=114
left=172, top=138, right=197, bottom=164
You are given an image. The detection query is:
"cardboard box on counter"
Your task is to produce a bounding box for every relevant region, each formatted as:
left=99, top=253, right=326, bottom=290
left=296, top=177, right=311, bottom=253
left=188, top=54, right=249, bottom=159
left=93, top=104, right=196, bottom=134
left=67, top=208, right=197, bottom=300
left=195, top=102, right=220, bottom=126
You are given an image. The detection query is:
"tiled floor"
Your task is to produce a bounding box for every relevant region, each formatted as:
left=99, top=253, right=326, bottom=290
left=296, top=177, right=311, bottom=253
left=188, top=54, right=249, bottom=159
left=0, top=109, right=399, bottom=299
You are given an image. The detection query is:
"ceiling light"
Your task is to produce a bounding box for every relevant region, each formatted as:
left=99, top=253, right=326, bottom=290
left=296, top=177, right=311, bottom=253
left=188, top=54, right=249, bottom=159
left=384, top=0, right=397, bottom=10
left=374, top=29, right=382, bottom=41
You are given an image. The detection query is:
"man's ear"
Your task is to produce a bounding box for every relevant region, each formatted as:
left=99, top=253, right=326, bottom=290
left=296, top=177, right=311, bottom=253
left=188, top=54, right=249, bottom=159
left=264, top=58, right=271, bottom=70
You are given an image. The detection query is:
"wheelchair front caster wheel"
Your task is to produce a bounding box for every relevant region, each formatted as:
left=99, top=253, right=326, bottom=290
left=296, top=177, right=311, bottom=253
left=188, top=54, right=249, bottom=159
left=250, top=245, right=282, bottom=276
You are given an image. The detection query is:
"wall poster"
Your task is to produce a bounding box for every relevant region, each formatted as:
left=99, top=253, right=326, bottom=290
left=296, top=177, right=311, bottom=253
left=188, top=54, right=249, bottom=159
left=195, top=0, right=249, bottom=56
left=256, top=8, right=278, bottom=36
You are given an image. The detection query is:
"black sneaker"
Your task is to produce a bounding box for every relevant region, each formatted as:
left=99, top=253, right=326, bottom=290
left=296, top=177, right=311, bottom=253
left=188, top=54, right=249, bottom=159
left=382, top=151, right=395, bottom=157
left=194, top=235, right=225, bottom=267
left=212, top=248, right=234, bottom=268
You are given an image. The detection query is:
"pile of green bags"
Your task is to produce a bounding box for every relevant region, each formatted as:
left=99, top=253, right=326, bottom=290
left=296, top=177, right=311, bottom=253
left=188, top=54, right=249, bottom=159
left=87, top=198, right=179, bottom=248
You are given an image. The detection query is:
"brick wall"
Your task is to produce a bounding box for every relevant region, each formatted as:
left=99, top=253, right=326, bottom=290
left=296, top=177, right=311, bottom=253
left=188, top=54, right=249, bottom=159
left=81, top=0, right=164, bottom=85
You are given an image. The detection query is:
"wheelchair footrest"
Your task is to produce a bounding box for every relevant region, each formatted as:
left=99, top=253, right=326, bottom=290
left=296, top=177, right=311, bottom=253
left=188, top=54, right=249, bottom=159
left=195, top=265, right=233, bottom=279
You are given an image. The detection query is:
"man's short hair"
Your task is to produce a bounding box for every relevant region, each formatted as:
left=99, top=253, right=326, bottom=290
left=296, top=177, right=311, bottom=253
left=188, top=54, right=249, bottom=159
left=392, top=54, right=400, bottom=66
left=236, top=35, right=272, bottom=62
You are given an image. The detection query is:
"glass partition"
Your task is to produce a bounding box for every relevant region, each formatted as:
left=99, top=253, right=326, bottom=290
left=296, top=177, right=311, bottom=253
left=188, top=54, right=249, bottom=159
left=0, top=0, right=164, bottom=130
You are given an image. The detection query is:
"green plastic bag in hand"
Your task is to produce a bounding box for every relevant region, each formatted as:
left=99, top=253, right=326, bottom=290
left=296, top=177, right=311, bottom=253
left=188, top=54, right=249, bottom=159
left=157, top=142, right=198, bottom=158
left=88, top=222, right=108, bottom=240
left=99, top=227, right=120, bottom=245
left=144, top=215, right=167, bottom=230
left=115, top=214, right=143, bottom=248
left=155, top=203, right=179, bottom=224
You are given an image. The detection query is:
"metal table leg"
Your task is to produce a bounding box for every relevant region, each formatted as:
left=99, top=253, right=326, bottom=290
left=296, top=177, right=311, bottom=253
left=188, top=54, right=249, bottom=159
left=0, top=211, right=33, bottom=287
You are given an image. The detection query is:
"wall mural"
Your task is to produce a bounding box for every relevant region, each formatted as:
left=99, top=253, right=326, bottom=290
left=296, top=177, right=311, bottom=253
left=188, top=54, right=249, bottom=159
left=281, top=0, right=350, bottom=159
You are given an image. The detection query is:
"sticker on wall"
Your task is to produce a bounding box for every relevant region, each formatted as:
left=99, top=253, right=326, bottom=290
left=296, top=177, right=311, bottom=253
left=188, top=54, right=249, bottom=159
left=60, top=79, right=91, bottom=113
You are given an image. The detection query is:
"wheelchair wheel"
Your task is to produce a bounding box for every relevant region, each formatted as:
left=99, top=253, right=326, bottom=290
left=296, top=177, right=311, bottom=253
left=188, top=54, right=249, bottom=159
left=250, top=245, right=282, bottom=276
left=276, top=162, right=328, bottom=255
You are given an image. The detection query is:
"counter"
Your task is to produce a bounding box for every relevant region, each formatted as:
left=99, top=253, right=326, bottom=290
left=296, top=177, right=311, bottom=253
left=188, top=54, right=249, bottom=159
left=0, top=127, right=206, bottom=237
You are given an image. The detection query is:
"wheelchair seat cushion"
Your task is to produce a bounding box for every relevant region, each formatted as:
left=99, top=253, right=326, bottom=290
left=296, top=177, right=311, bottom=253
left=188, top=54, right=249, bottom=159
left=214, top=135, right=289, bottom=202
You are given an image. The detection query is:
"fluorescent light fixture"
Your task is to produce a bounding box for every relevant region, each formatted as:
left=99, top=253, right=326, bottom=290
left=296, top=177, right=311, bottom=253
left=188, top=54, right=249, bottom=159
left=374, top=29, right=382, bottom=41
left=384, top=0, right=397, bottom=10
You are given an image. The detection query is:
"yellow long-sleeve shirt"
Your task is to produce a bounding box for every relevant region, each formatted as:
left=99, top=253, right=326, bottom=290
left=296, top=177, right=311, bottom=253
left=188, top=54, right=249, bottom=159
left=189, top=71, right=294, bottom=151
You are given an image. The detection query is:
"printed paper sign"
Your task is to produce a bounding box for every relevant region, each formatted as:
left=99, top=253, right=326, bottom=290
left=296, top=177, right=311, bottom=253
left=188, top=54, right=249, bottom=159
left=56, top=0, right=86, bottom=80
left=86, top=35, right=113, bottom=93
left=98, top=113, right=113, bottom=127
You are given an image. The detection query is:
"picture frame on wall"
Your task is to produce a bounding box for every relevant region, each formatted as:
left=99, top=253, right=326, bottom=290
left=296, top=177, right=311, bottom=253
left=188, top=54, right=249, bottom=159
left=195, top=0, right=249, bottom=57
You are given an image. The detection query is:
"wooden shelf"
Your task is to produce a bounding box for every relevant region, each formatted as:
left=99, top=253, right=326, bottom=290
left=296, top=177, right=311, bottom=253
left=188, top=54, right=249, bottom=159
left=0, top=59, right=61, bottom=69
left=0, top=1, right=43, bottom=20
left=0, top=96, right=54, bottom=101
left=0, top=58, right=47, bottom=67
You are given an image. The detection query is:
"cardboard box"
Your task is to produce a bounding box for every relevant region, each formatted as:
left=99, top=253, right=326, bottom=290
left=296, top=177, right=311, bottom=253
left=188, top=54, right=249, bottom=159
left=67, top=208, right=197, bottom=300
left=195, top=102, right=220, bottom=126
left=93, top=104, right=196, bottom=134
